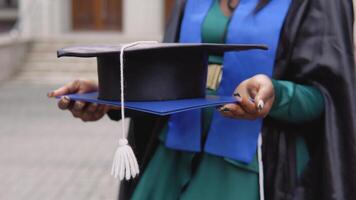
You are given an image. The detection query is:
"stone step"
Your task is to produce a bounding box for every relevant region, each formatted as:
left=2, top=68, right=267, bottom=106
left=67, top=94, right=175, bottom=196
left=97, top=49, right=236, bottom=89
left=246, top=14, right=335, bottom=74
left=11, top=77, right=96, bottom=85
left=14, top=71, right=97, bottom=85
left=22, top=62, right=97, bottom=73
left=24, top=58, right=97, bottom=66
left=30, top=40, right=124, bottom=54
left=26, top=53, right=97, bottom=64
left=30, top=43, right=104, bottom=54
left=14, top=37, right=130, bottom=84
left=16, top=70, right=97, bottom=77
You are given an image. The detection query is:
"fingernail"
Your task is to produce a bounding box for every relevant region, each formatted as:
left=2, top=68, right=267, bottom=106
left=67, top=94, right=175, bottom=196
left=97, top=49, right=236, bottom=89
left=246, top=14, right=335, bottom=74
left=233, top=92, right=241, bottom=97
left=258, top=100, right=264, bottom=112
left=219, top=106, right=230, bottom=112
left=233, top=93, right=242, bottom=101
left=47, top=92, right=54, bottom=98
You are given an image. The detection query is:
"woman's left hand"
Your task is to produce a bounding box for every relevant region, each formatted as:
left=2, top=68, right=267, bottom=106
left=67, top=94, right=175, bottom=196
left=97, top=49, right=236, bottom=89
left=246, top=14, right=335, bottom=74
left=219, top=74, right=275, bottom=120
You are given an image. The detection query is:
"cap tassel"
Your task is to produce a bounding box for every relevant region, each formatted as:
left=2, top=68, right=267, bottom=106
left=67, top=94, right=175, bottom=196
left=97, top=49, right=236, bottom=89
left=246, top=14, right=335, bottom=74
left=111, top=41, right=158, bottom=181
left=111, top=138, right=139, bottom=180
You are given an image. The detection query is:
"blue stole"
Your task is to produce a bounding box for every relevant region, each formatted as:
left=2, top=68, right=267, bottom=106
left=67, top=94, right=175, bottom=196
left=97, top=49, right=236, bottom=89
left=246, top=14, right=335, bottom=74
left=166, top=0, right=291, bottom=163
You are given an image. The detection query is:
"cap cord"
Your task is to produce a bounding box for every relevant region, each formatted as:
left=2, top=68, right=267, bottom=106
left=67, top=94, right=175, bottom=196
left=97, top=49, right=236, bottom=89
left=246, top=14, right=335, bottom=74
left=111, top=41, right=159, bottom=180
left=257, top=133, right=265, bottom=200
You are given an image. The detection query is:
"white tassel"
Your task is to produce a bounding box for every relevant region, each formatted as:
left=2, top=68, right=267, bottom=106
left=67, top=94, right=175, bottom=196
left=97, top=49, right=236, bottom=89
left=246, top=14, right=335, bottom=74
left=111, top=41, right=158, bottom=181
left=257, top=133, right=265, bottom=200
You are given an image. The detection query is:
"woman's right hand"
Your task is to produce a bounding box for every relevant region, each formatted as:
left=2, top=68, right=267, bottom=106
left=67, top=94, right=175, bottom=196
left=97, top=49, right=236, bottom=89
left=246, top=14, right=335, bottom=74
left=47, top=79, right=112, bottom=122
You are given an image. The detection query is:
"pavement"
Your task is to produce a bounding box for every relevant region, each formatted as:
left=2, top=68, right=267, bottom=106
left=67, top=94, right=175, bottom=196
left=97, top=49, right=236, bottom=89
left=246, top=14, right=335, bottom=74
left=0, top=80, right=123, bottom=200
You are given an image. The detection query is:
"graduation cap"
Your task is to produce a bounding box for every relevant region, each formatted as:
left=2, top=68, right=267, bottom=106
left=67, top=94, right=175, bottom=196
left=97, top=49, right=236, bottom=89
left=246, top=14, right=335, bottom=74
left=57, top=42, right=267, bottom=115
left=56, top=41, right=267, bottom=180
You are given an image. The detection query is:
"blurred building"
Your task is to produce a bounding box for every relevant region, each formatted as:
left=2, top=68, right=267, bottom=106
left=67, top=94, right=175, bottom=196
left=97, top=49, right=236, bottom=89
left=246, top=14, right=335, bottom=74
left=16, top=0, right=172, bottom=40
left=0, top=2, right=173, bottom=199
left=1, top=0, right=176, bottom=39
left=0, top=0, right=18, bottom=32
left=0, top=0, right=175, bottom=83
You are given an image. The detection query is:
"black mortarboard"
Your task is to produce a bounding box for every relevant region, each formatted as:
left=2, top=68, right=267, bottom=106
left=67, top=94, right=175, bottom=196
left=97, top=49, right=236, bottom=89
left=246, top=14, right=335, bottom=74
left=57, top=42, right=267, bottom=115
left=56, top=42, right=267, bottom=180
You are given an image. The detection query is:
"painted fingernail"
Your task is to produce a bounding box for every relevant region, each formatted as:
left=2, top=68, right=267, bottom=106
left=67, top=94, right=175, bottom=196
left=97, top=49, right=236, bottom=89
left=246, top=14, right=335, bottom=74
left=258, top=100, right=264, bottom=112
left=233, top=93, right=242, bottom=101
left=233, top=92, right=241, bottom=97
left=47, top=92, right=54, bottom=97
left=219, top=106, right=230, bottom=112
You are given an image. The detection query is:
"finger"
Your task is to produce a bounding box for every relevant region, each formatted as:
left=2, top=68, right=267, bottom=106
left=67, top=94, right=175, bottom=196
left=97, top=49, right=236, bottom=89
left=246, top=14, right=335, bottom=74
left=218, top=106, right=235, bottom=119
left=70, top=101, right=87, bottom=119
left=239, top=96, right=258, bottom=114
left=219, top=104, right=247, bottom=119
left=80, top=112, right=96, bottom=122
left=224, top=103, right=256, bottom=120
left=109, top=105, right=121, bottom=110
left=254, top=84, right=274, bottom=114
left=256, top=99, right=274, bottom=118
left=233, top=81, right=257, bottom=99
left=57, top=96, right=72, bottom=110
left=71, top=110, right=82, bottom=118
left=93, top=112, right=105, bottom=120
left=94, top=105, right=110, bottom=119
left=96, top=105, right=109, bottom=113
left=72, top=101, right=86, bottom=112
left=48, top=80, right=80, bottom=98
left=85, top=103, right=99, bottom=113
left=71, top=108, right=93, bottom=121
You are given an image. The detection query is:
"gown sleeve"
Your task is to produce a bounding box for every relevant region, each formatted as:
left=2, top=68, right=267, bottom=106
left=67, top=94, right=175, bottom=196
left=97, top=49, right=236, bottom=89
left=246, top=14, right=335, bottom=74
left=269, top=80, right=325, bottom=123
left=263, top=0, right=356, bottom=199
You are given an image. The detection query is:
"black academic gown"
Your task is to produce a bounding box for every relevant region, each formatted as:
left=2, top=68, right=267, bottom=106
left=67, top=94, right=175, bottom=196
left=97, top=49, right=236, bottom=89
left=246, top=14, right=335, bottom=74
left=112, top=0, right=356, bottom=199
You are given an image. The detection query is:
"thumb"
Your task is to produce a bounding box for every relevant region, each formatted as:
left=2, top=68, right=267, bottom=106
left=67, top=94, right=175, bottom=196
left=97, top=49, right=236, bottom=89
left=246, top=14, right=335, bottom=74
left=253, top=83, right=274, bottom=112
left=47, top=81, right=80, bottom=98
left=48, top=86, right=72, bottom=98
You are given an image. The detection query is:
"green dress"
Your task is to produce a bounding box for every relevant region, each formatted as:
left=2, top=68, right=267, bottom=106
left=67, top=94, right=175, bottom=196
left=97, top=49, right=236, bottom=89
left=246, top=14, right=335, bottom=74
left=131, top=1, right=324, bottom=199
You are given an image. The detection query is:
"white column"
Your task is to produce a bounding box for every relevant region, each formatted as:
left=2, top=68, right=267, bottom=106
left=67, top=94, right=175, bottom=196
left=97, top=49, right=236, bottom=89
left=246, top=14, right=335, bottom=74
left=61, top=0, right=72, bottom=33
left=18, top=0, right=43, bottom=38
left=18, top=0, right=71, bottom=39
left=19, top=0, right=164, bottom=40
left=46, top=0, right=71, bottom=37
left=122, top=0, right=164, bottom=40
left=42, top=0, right=51, bottom=36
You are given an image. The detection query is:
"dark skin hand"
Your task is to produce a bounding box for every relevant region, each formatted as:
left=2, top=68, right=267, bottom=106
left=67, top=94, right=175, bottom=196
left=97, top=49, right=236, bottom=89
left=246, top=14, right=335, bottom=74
left=219, top=74, right=275, bottom=120
left=215, top=2, right=276, bottom=119
left=47, top=79, right=116, bottom=122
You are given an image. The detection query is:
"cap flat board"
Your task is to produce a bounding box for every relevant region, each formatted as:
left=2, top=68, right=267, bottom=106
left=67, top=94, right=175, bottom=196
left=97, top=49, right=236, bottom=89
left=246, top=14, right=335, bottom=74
left=57, top=43, right=268, bottom=58
left=58, top=92, right=238, bottom=116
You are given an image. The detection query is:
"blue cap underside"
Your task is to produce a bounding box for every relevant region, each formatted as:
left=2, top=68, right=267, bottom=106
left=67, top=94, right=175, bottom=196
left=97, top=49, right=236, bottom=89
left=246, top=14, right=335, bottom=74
left=57, top=92, right=238, bottom=116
